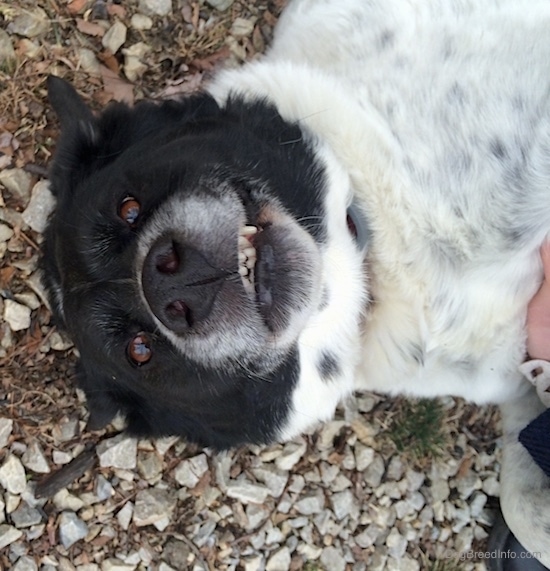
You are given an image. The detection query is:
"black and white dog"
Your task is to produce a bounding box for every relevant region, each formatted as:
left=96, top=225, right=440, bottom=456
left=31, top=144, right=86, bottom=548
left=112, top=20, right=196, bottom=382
left=43, top=0, right=550, bottom=562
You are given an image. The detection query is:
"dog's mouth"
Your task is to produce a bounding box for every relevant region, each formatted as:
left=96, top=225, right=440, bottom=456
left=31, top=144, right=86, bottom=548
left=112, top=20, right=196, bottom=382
left=238, top=223, right=276, bottom=321
left=138, top=186, right=322, bottom=364
left=238, top=224, right=258, bottom=296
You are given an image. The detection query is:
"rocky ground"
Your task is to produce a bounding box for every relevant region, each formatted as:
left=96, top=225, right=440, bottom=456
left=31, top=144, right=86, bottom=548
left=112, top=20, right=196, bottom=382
left=0, top=1, right=502, bottom=570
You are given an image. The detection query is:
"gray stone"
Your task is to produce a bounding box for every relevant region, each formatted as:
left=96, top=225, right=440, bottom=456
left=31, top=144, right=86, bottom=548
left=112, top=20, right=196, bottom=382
left=21, top=180, right=55, bottom=233
left=295, top=492, right=325, bottom=515
left=331, top=489, right=358, bottom=520
left=11, top=502, right=43, bottom=528
left=48, top=331, right=74, bottom=351
left=95, top=475, right=114, bottom=501
left=385, top=557, right=420, bottom=571
left=137, top=451, right=163, bottom=481
left=226, top=480, right=269, bottom=504
left=386, top=528, right=407, bottom=559
left=54, top=489, right=85, bottom=512
left=58, top=512, right=88, bottom=549
left=0, top=29, right=16, bottom=68
left=245, top=503, right=269, bottom=530
left=162, top=539, right=192, bottom=569
left=133, top=488, right=176, bottom=529
left=364, top=454, right=385, bottom=488
left=174, top=453, right=208, bottom=488
left=130, top=14, right=153, bottom=31
left=251, top=466, right=288, bottom=497
left=102, top=21, right=127, bottom=54
left=53, top=416, right=79, bottom=443
left=100, top=559, right=136, bottom=571
left=355, top=525, right=383, bottom=548
left=116, top=502, right=133, bottom=531
left=0, top=454, right=27, bottom=494
left=4, top=299, right=32, bottom=332
left=265, top=546, right=291, bottom=571
left=455, top=473, right=481, bottom=499
left=430, top=478, right=450, bottom=503
left=230, top=17, right=256, bottom=38
left=0, top=168, right=32, bottom=202
left=14, top=291, right=40, bottom=311
left=138, top=0, right=172, bottom=16
left=13, top=556, right=38, bottom=571
left=386, top=456, right=404, bottom=481
left=243, top=556, right=263, bottom=571
left=275, top=439, right=306, bottom=471
left=0, top=223, right=14, bottom=243
left=405, top=469, right=425, bottom=492
left=97, top=434, right=137, bottom=469
left=0, top=418, right=13, bottom=449
left=9, top=7, right=50, bottom=37
left=205, top=0, right=235, bottom=10
left=482, top=475, right=500, bottom=496
left=0, top=524, right=23, bottom=549
left=77, top=48, right=101, bottom=76
left=320, top=546, right=346, bottom=571
left=193, top=519, right=217, bottom=548
left=122, top=42, right=150, bottom=82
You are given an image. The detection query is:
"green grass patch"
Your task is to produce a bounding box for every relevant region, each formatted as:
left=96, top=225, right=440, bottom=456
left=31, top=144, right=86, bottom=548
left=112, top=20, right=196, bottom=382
left=386, top=398, right=449, bottom=461
left=425, top=559, right=467, bottom=571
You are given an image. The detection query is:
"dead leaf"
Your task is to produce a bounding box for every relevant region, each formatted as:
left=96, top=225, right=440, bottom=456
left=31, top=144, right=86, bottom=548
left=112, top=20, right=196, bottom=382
left=99, top=65, right=134, bottom=104
left=456, top=455, right=474, bottom=478
left=76, top=18, right=106, bottom=37
left=154, top=73, right=204, bottom=98
left=190, top=45, right=231, bottom=71
left=67, top=0, right=89, bottom=15
left=0, top=267, right=16, bottom=288
left=107, top=4, right=126, bottom=19
left=97, top=50, right=120, bottom=74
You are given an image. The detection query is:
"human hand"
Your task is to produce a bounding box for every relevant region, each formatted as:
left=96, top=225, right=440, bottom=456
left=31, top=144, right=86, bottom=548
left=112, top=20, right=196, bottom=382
left=526, top=242, right=550, bottom=360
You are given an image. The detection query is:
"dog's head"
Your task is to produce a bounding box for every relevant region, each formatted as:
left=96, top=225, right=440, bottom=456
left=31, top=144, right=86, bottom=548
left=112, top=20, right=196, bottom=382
left=42, top=76, right=366, bottom=449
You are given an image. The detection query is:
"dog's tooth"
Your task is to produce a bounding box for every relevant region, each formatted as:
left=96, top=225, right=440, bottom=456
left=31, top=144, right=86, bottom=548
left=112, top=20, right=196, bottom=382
left=245, top=257, right=255, bottom=270
left=241, top=225, right=258, bottom=236
left=239, top=236, right=250, bottom=250
left=243, top=247, right=256, bottom=259
left=238, top=266, right=249, bottom=277
left=238, top=252, right=246, bottom=263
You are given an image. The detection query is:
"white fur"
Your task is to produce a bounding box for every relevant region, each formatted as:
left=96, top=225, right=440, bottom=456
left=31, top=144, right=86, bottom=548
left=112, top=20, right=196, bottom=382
left=209, top=0, right=550, bottom=562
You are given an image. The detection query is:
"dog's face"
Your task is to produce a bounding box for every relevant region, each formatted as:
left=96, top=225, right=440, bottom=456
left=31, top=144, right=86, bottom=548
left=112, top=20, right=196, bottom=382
left=42, top=77, right=366, bottom=448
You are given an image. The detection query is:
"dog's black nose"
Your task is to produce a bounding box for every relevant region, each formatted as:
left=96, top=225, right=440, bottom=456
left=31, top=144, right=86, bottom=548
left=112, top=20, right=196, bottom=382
left=142, top=235, right=225, bottom=332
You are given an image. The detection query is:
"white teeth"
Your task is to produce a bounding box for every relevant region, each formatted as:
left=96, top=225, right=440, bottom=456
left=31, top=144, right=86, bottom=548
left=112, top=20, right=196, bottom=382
left=241, top=225, right=258, bottom=236
left=243, top=247, right=256, bottom=259
left=238, top=226, right=258, bottom=293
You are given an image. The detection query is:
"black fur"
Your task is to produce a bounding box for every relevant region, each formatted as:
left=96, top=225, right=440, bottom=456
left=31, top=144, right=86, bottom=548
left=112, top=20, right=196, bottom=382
left=42, top=77, right=327, bottom=449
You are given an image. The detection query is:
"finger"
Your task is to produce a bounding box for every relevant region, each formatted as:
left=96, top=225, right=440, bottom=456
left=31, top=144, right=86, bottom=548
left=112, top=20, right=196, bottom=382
left=541, top=240, right=550, bottom=281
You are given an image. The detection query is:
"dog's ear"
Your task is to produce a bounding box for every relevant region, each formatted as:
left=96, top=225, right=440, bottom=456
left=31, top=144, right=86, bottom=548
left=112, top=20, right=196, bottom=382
left=47, top=76, right=221, bottom=200
left=75, top=362, right=123, bottom=431
left=47, top=76, right=98, bottom=135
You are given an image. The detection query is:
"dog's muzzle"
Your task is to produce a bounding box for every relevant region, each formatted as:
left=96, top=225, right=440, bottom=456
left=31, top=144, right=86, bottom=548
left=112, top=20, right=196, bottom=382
left=141, top=234, right=226, bottom=332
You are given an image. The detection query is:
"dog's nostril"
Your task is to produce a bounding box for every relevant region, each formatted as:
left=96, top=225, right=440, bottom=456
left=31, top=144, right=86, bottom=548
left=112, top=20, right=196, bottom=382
left=156, top=243, right=180, bottom=274
left=167, top=300, right=193, bottom=327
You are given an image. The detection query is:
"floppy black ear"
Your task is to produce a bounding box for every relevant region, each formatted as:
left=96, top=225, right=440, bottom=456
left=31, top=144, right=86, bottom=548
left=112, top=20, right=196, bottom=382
left=47, top=75, right=221, bottom=201
left=47, top=75, right=97, bottom=132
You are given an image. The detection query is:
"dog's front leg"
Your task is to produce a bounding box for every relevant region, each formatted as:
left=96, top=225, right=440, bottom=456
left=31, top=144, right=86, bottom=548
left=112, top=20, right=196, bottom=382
left=499, top=387, right=550, bottom=567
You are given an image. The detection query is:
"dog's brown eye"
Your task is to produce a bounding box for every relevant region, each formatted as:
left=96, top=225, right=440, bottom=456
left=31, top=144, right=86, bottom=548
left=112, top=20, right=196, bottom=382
left=127, top=333, right=152, bottom=366
left=119, top=196, right=141, bottom=226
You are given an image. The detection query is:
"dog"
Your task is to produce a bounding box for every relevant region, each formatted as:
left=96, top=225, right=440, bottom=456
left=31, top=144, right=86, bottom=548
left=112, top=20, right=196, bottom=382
left=43, top=0, right=550, bottom=562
